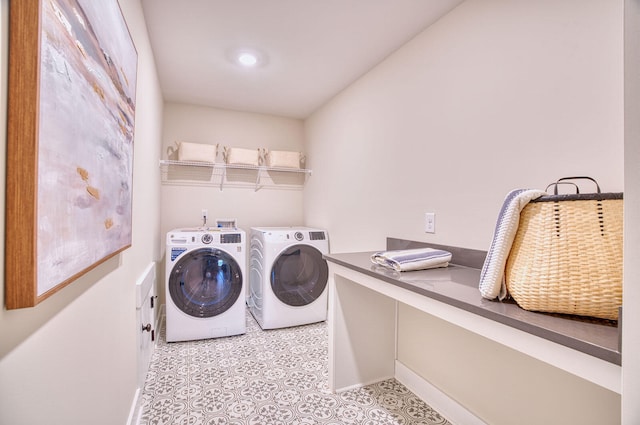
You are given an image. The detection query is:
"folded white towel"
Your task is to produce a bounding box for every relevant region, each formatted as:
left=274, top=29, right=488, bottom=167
left=371, top=247, right=452, bottom=272
left=479, top=188, right=547, bottom=300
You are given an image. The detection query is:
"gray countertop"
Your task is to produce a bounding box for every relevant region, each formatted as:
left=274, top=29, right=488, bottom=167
left=324, top=249, right=621, bottom=365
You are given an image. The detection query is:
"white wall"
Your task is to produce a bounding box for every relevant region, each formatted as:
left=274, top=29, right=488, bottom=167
left=159, top=103, right=305, bottom=301
left=623, top=1, right=640, bottom=423
left=305, top=0, right=623, bottom=254
left=0, top=1, right=164, bottom=424
left=304, top=0, right=624, bottom=423
left=160, top=103, right=305, bottom=234
left=398, top=304, right=620, bottom=424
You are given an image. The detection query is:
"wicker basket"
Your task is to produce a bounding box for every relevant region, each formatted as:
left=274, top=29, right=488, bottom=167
left=505, top=177, right=623, bottom=320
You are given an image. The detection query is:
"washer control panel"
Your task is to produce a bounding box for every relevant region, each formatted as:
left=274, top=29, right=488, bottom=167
left=170, top=247, right=187, bottom=261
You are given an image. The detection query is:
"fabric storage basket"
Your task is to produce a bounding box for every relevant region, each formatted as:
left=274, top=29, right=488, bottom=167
left=505, top=177, right=623, bottom=320
left=265, top=150, right=304, bottom=169
left=223, top=147, right=262, bottom=166
left=178, top=141, right=218, bottom=163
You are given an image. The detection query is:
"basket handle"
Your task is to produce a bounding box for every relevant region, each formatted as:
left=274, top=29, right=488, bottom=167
left=548, top=176, right=601, bottom=195
left=545, top=181, right=580, bottom=194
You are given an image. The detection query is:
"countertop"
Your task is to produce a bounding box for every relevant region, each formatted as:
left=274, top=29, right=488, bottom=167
left=324, top=249, right=621, bottom=365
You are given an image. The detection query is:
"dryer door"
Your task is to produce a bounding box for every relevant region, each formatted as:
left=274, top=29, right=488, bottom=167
left=270, top=244, right=328, bottom=307
left=168, top=248, right=243, bottom=318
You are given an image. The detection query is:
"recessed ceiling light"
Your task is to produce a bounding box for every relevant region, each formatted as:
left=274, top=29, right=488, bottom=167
left=238, top=52, right=258, bottom=67
left=227, top=48, right=268, bottom=69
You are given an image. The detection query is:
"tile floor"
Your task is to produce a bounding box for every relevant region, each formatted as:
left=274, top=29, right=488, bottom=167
left=138, top=311, right=452, bottom=425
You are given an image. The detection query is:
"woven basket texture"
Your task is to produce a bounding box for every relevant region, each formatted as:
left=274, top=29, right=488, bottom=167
left=505, top=198, right=623, bottom=320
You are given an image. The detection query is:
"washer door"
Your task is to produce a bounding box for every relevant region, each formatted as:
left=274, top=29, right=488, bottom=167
left=270, top=244, right=328, bottom=307
left=169, top=247, right=243, bottom=318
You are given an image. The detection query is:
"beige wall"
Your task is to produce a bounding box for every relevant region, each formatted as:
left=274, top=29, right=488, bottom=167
left=0, top=1, right=164, bottom=424
left=304, top=0, right=624, bottom=423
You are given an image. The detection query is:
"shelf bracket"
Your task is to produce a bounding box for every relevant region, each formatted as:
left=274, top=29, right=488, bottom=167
left=159, top=159, right=311, bottom=190
left=254, top=167, right=263, bottom=192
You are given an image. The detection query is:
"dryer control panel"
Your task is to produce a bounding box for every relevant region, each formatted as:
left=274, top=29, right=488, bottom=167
left=259, top=228, right=328, bottom=243
left=309, top=231, right=326, bottom=240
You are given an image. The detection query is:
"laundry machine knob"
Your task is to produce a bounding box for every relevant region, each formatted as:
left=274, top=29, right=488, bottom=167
left=294, top=231, right=304, bottom=241
left=201, top=233, right=213, bottom=244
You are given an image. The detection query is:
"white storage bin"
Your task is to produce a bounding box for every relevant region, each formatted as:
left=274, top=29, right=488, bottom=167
left=266, top=150, right=303, bottom=169
left=178, top=141, right=218, bottom=163
left=224, top=147, right=262, bottom=166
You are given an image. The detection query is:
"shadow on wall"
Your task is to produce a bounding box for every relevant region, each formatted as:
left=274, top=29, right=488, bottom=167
left=0, top=255, right=120, bottom=359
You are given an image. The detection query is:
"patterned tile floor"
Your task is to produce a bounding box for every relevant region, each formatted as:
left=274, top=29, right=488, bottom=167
left=138, top=311, right=452, bottom=425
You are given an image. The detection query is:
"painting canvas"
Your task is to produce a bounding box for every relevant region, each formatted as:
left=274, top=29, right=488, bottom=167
left=5, top=0, right=137, bottom=308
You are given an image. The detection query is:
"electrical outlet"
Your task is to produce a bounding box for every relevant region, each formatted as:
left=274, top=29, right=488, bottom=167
left=202, top=209, right=208, bottom=225
left=425, top=212, right=435, bottom=233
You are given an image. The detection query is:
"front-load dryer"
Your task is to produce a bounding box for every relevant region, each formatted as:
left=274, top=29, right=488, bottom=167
left=248, top=227, right=329, bottom=329
left=165, top=227, right=246, bottom=342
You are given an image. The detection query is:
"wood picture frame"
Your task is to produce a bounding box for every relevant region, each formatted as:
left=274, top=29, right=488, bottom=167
left=5, top=0, right=138, bottom=309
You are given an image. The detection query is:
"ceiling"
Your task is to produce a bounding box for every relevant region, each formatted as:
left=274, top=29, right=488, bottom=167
left=140, top=0, right=465, bottom=119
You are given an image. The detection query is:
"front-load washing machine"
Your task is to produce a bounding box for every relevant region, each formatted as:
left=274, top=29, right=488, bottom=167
left=165, top=227, right=246, bottom=342
left=248, top=227, right=329, bottom=329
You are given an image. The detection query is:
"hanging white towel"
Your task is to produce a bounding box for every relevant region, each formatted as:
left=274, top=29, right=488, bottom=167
left=478, top=188, right=547, bottom=300
left=371, top=247, right=452, bottom=272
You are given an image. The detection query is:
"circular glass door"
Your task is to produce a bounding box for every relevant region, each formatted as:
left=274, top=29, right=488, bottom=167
left=169, top=248, right=243, bottom=318
left=270, top=244, right=328, bottom=307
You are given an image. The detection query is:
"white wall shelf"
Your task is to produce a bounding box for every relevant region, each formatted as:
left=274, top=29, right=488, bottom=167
left=159, top=159, right=312, bottom=191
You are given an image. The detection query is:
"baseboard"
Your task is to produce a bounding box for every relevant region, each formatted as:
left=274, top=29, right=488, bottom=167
left=333, top=375, right=396, bottom=393
left=126, top=387, right=142, bottom=425
left=395, top=360, right=487, bottom=425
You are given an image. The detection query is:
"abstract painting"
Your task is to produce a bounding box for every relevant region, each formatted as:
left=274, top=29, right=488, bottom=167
left=5, top=0, right=137, bottom=308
